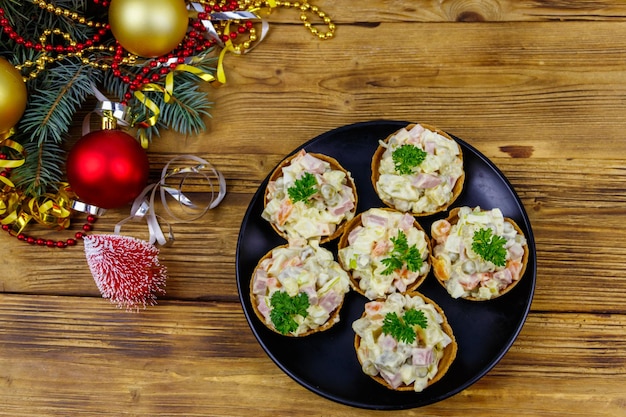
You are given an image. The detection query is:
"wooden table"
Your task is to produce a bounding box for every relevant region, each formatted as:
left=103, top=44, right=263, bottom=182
left=2, top=1, right=626, bottom=415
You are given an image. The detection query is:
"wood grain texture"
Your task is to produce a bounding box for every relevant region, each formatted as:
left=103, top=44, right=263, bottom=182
left=272, top=0, right=626, bottom=23
left=0, top=296, right=624, bottom=417
left=2, top=1, right=626, bottom=416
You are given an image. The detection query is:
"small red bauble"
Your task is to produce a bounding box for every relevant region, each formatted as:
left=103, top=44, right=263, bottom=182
left=66, top=129, right=150, bottom=209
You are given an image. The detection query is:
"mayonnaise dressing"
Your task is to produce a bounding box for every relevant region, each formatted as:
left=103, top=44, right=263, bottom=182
left=252, top=241, right=351, bottom=336
left=338, top=208, right=430, bottom=300
left=352, top=293, right=453, bottom=392
left=431, top=206, right=527, bottom=300
left=262, top=150, right=356, bottom=241
left=375, top=124, right=463, bottom=214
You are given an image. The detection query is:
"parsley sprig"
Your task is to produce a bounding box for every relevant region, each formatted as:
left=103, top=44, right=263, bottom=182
left=269, top=291, right=310, bottom=335
left=382, top=308, right=428, bottom=344
left=472, top=228, right=507, bottom=267
left=287, top=172, right=318, bottom=203
left=380, top=230, right=423, bottom=275
left=392, top=144, right=428, bottom=175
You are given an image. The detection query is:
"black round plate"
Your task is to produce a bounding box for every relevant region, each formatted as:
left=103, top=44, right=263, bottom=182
left=235, top=120, right=536, bottom=410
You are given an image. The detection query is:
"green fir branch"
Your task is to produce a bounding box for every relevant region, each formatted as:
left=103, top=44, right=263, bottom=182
left=18, top=59, right=104, bottom=145
left=1, top=4, right=216, bottom=199
left=11, top=140, right=66, bottom=198
left=102, top=50, right=217, bottom=142
left=10, top=60, right=104, bottom=197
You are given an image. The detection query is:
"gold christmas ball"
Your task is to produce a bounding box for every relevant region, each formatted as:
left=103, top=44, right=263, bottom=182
left=0, top=57, right=27, bottom=134
left=108, top=0, right=189, bottom=58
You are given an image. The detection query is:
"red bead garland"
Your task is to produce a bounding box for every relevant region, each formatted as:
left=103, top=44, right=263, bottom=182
left=0, top=1, right=255, bottom=104
left=1, top=149, right=97, bottom=249
left=1, top=214, right=97, bottom=249
left=0, top=9, right=109, bottom=55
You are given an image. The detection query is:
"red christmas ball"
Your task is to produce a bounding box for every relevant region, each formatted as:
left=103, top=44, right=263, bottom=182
left=66, top=130, right=150, bottom=209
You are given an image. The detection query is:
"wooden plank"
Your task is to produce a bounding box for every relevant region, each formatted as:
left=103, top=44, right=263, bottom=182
left=4, top=157, right=626, bottom=313
left=138, top=21, right=626, bottom=160
left=269, top=0, right=626, bottom=23
left=0, top=295, right=624, bottom=416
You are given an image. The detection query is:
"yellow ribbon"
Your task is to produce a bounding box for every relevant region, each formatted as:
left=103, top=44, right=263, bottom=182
left=28, top=185, right=74, bottom=230
left=0, top=182, right=77, bottom=234
left=0, top=137, right=26, bottom=170
left=0, top=185, right=21, bottom=221
left=133, top=63, right=220, bottom=148
left=0, top=134, right=26, bottom=223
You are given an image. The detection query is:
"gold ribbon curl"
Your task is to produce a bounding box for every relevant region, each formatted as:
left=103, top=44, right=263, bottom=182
left=133, top=63, right=219, bottom=148
left=1, top=182, right=78, bottom=235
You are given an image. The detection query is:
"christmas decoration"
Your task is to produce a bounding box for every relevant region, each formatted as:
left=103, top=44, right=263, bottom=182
left=0, top=0, right=333, bottom=311
left=66, top=128, right=150, bottom=209
left=0, top=0, right=334, bottom=203
left=0, top=56, right=27, bottom=134
left=108, top=0, right=190, bottom=58
left=84, top=234, right=167, bottom=310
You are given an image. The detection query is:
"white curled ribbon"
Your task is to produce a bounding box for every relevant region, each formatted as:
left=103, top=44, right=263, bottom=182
left=114, top=155, right=227, bottom=246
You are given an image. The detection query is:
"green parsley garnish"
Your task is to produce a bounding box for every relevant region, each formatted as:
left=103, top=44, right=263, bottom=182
left=269, top=291, right=310, bottom=335
left=382, top=308, right=428, bottom=344
left=287, top=172, right=318, bottom=203
left=380, top=230, right=423, bottom=275
left=472, top=228, right=507, bottom=267
left=392, top=144, right=428, bottom=175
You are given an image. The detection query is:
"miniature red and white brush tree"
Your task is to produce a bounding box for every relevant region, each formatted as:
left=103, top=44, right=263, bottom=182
left=84, top=234, right=167, bottom=310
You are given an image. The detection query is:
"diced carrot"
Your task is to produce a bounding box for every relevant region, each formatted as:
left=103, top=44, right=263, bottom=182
left=431, top=219, right=451, bottom=244
left=276, top=199, right=294, bottom=226
left=432, top=257, right=450, bottom=280
left=364, top=301, right=384, bottom=319
left=507, top=260, right=523, bottom=280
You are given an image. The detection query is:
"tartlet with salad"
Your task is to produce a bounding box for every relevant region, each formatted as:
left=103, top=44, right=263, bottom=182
left=352, top=292, right=457, bottom=392
left=250, top=241, right=351, bottom=337
left=337, top=208, right=431, bottom=300
left=262, top=149, right=357, bottom=243
left=430, top=206, right=529, bottom=301
left=371, top=123, right=464, bottom=216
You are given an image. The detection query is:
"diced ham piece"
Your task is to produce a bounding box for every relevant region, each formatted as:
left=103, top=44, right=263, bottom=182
left=378, top=333, right=397, bottom=350
left=412, top=173, right=443, bottom=189
left=372, top=239, right=392, bottom=257
left=424, top=140, right=436, bottom=154
left=398, top=213, right=415, bottom=231
left=408, top=124, right=425, bottom=141
left=331, top=194, right=354, bottom=216
left=412, top=348, right=434, bottom=366
left=318, top=291, right=341, bottom=313
left=493, top=268, right=513, bottom=287
left=252, top=270, right=268, bottom=295
left=460, top=273, right=481, bottom=290
left=362, top=213, right=388, bottom=228
left=507, top=260, right=524, bottom=281
left=380, top=370, right=403, bottom=389
left=347, top=225, right=364, bottom=246
left=257, top=297, right=270, bottom=321
left=394, top=277, right=407, bottom=292
left=301, top=285, right=318, bottom=305
left=298, top=151, right=327, bottom=174
left=508, top=242, right=525, bottom=261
